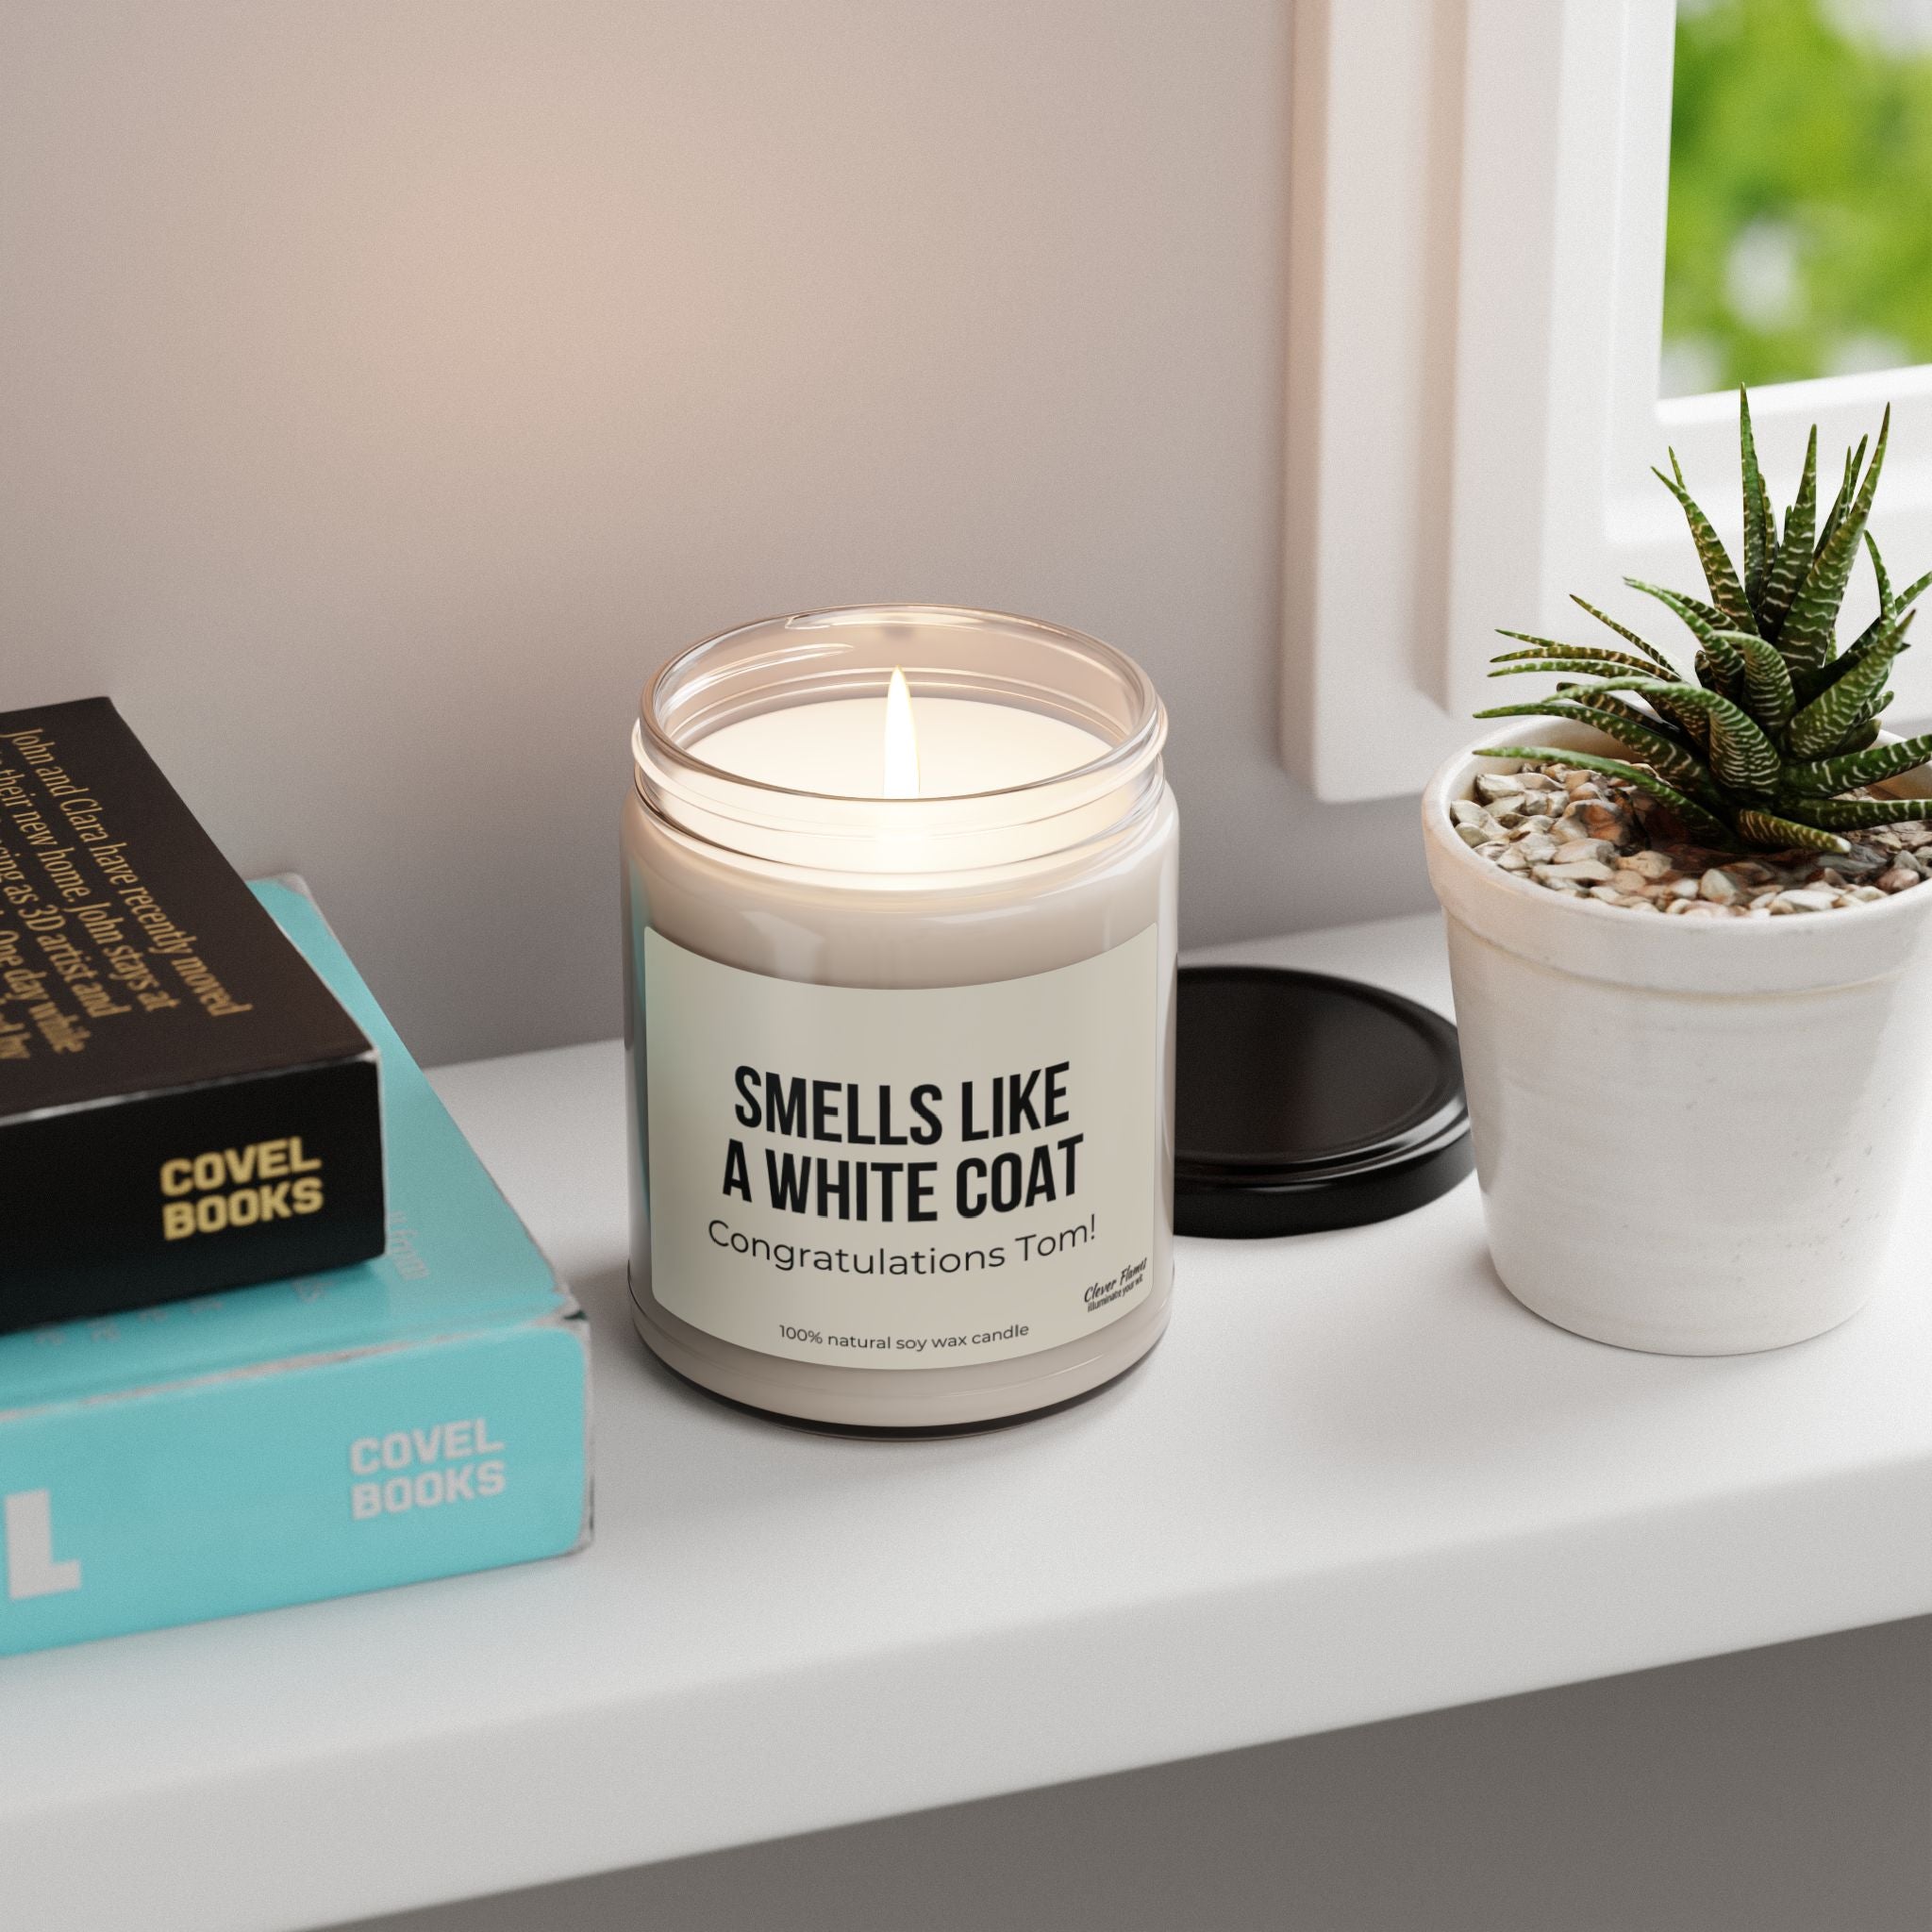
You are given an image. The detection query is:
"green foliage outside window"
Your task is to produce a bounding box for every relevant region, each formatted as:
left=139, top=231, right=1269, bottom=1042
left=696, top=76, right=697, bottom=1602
left=1666, top=0, right=1932, bottom=395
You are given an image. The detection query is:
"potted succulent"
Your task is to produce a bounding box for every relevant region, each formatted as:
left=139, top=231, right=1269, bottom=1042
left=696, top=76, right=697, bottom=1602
left=1423, top=393, right=1932, bottom=1354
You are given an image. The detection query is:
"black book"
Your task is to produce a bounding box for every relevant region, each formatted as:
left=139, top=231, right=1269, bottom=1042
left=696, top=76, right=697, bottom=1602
left=0, top=698, right=384, bottom=1329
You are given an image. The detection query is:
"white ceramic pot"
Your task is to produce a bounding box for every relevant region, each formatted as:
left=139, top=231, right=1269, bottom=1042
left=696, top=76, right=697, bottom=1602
left=1423, top=719, right=1932, bottom=1354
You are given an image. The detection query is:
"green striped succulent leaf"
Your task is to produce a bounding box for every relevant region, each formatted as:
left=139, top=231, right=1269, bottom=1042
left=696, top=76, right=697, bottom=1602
left=1740, top=390, right=1774, bottom=613
left=1807, top=603, right=1916, bottom=704
left=1705, top=647, right=1764, bottom=708
left=1491, top=632, right=1667, bottom=675
left=1472, top=697, right=1720, bottom=800
left=1758, top=426, right=1818, bottom=636
left=1560, top=596, right=1705, bottom=740
left=1786, top=608, right=1913, bottom=758
left=1810, top=537, right=1898, bottom=683
left=1673, top=588, right=1740, bottom=636
left=1581, top=678, right=1781, bottom=797
left=1652, top=698, right=1714, bottom=754
left=1624, top=580, right=1747, bottom=691
left=1568, top=597, right=1682, bottom=676
left=1814, top=436, right=1867, bottom=564
left=1657, top=453, right=1757, bottom=634
left=1821, top=618, right=1885, bottom=691
left=1865, top=531, right=1891, bottom=613
left=1731, top=810, right=1851, bottom=854
left=1886, top=565, right=1932, bottom=621
left=1779, top=409, right=1890, bottom=676
left=1804, top=580, right=1916, bottom=705
left=1475, top=747, right=1734, bottom=845
left=1487, top=658, right=1665, bottom=681
left=1776, top=795, right=1932, bottom=831
left=1822, top=712, right=1887, bottom=759
left=1558, top=687, right=1688, bottom=738
left=1735, top=633, right=1796, bottom=733
left=1777, top=733, right=1932, bottom=798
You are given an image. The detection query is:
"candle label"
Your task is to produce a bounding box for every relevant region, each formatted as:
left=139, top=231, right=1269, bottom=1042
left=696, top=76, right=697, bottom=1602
left=641, top=926, right=1161, bottom=1369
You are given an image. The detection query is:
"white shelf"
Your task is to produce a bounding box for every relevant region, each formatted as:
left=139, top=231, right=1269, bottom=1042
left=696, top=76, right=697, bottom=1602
left=7, top=913, right=1931, bottom=1932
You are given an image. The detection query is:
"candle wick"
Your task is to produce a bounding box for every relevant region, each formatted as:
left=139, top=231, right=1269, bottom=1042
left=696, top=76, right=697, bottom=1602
left=883, top=666, right=921, bottom=799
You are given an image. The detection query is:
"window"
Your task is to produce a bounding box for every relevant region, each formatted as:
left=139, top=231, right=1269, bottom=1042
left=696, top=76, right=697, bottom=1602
left=1665, top=0, right=1932, bottom=397
left=1285, top=0, right=1932, bottom=802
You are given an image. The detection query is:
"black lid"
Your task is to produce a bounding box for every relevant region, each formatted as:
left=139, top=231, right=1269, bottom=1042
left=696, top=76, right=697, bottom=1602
left=1174, top=965, right=1473, bottom=1239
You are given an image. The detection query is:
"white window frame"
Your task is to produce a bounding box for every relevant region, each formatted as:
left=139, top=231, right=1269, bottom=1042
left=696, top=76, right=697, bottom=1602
left=1283, top=0, right=1932, bottom=803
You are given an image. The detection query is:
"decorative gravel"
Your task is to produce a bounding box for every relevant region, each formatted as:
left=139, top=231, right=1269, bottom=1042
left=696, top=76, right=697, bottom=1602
left=1457, top=762, right=1932, bottom=917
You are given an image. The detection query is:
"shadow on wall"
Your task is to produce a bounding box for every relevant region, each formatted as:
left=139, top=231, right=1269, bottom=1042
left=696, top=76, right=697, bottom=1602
left=349, top=1615, right=1932, bottom=1932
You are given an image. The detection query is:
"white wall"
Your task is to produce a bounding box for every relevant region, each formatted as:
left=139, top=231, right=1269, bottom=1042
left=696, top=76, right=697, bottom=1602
left=0, top=0, right=1434, bottom=1066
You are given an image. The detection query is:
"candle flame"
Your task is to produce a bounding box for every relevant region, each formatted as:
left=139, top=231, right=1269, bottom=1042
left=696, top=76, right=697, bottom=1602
left=883, top=666, right=920, bottom=799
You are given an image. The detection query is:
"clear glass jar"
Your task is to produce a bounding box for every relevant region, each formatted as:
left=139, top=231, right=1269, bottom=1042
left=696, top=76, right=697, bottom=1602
left=623, top=606, right=1176, bottom=1431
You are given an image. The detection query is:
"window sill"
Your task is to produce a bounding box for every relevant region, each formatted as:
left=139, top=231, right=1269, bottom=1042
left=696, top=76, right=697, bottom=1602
left=7, top=911, right=1929, bottom=1932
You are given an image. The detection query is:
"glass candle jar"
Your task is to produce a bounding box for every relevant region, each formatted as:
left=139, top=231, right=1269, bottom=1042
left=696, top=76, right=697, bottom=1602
left=623, top=606, right=1177, bottom=1431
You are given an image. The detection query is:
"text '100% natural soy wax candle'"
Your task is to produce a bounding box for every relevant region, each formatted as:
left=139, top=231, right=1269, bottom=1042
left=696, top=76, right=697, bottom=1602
left=623, top=606, right=1177, bottom=1432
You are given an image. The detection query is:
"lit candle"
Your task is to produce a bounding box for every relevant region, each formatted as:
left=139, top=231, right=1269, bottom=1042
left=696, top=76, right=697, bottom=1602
left=624, top=606, right=1177, bottom=1432
left=694, top=684, right=1107, bottom=804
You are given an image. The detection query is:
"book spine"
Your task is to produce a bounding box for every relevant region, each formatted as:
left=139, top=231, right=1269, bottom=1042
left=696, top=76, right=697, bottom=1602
left=0, top=1055, right=386, bottom=1330
left=0, top=1317, right=588, bottom=1657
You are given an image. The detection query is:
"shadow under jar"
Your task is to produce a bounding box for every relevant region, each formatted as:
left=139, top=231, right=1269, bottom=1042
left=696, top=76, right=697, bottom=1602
left=623, top=606, right=1177, bottom=1432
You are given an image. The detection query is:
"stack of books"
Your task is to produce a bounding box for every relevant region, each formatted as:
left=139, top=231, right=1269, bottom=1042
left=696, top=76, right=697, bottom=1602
left=0, top=702, right=590, bottom=1656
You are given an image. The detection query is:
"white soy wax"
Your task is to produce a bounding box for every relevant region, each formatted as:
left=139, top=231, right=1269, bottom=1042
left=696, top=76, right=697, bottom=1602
left=623, top=607, right=1176, bottom=1432
left=696, top=697, right=1108, bottom=803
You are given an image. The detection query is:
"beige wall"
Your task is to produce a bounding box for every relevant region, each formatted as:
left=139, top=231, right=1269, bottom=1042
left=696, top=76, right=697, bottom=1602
left=0, top=0, right=1432, bottom=1064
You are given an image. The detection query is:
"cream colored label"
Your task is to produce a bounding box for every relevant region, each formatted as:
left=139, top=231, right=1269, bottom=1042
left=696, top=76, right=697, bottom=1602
left=643, top=926, right=1158, bottom=1370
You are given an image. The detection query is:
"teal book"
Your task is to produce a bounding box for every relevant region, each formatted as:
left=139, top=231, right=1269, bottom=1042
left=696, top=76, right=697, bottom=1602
left=0, top=881, right=591, bottom=1656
